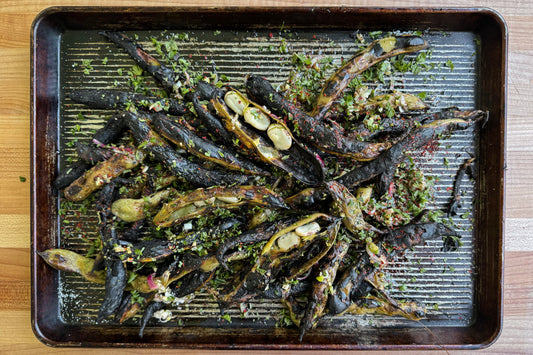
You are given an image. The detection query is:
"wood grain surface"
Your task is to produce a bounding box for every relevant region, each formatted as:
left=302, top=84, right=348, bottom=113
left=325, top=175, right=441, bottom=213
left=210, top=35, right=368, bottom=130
left=1, top=0, right=531, bottom=353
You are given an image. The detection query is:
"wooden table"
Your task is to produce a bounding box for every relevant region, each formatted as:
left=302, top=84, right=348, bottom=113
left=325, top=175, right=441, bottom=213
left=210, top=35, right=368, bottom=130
left=1, top=1, right=531, bottom=353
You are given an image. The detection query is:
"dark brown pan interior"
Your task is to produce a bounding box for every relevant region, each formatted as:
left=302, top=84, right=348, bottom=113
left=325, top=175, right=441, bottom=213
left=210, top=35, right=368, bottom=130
left=31, top=7, right=506, bottom=349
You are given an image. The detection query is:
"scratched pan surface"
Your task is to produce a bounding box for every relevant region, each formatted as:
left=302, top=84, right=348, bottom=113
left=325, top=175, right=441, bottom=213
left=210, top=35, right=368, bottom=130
left=30, top=7, right=506, bottom=349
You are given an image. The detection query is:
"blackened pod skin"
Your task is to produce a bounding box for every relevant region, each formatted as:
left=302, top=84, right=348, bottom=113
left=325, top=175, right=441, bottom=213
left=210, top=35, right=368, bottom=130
left=149, top=112, right=269, bottom=176
left=298, top=239, right=350, bottom=341
left=172, top=270, right=214, bottom=298
left=110, top=218, right=243, bottom=263
left=53, top=116, right=128, bottom=191
left=213, top=94, right=325, bottom=185
left=52, top=161, right=91, bottom=191
left=100, top=31, right=182, bottom=95
left=336, top=111, right=486, bottom=195
left=75, top=141, right=113, bottom=164
left=193, top=80, right=226, bottom=101
left=311, top=35, right=429, bottom=119
left=97, top=258, right=128, bottom=323
left=187, top=90, right=234, bottom=145
left=382, top=222, right=462, bottom=253
left=122, top=111, right=252, bottom=188
left=244, top=74, right=390, bottom=161
left=69, top=89, right=187, bottom=116
left=139, top=301, right=165, bottom=338
left=328, top=251, right=376, bottom=316
left=448, top=157, right=476, bottom=217
left=216, top=217, right=297, bottom=270
left=284, top=187, right=331, bottom=210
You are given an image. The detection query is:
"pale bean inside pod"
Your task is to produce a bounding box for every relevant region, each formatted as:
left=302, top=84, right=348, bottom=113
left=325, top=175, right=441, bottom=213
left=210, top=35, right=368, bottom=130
left=257, top=144, right=281, bottom=160
left=167, top=204, right=197, bottom=221
left=275, top=231, right=301, bottom=252
left=248, top=208, right=274, bottom=229
left=243, top=106, right=271, bottom=131
left=194, top=197, right=216, bottom=207
left=294, top=221, right=321, bottom=237
left=216, top=196, right=241, bottom=204
left=356, top=186, right=373, bottom=205
left=224, top=91, right=248, bottom=115
left=267, top=123, right=292, bottom=150
left=378, top=36, right=397, bottom=53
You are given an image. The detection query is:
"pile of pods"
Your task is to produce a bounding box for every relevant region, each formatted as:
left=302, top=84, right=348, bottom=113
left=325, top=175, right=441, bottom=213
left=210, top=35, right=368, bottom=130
left=40, top=30, right=486, bottom=340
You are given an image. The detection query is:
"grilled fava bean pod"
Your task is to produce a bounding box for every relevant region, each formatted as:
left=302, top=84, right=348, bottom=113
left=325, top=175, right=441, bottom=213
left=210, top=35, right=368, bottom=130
left=326, top=181, right=381, bottom=237
left=122, top=111, right=252, bottom=187
left=215, top=217, right=298, bottom=270
left=111, top=188, right=174, bottom=222
left=64, top=146, right=145, bottom=201
left=69, top=89, right=188, bottom=116
left=219, top=213, right=341, bottom=304
left=298, top=239, right=350, bottom=340
left=382, top=221, right=463, bottom=252
left=337, top=110, right=486, bottom=194
left=110, top=218, right=242, bottom=263
left=149, top=112, right=269, bottom=176
left=100, top=31, right=183, bottom=95
left=311, top=35, right=429, bottom=119
left=53, top=115, right=128, bottom=190
left=448, top=157, right=476, bottom=216
left=245, top=74, right=391, bottom=160
left=212, top=90, right=325, bottom=185
left=153, top=185, right=287, bottom=227
left=187, top=89, right=234, bottom=145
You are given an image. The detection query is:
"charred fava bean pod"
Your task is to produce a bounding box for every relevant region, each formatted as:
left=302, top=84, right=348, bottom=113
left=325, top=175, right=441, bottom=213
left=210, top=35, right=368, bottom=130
left=38, top=249, right=106, bottom=284
left=298, top=239, right=350, bottom=341
left=448, top=157, right=476, bottom=216
left=75, top=141, right=114, bottom=165
left=64, top=147, right=145, bottom=201
left=260, top=213, right=338, bottom=258
left=187, top=89, right=234, bottom=145
left=245, top=74, right=391, bottom=161
left=311, top=35, right=429, bottom=119
left=53, top=116, right=128, bottom=191
left=111, top=188, right=174, bottom=222
left=326, top=181, right=381, bottom=237
left=220, top=213, right=341, bottom=303
left=337, top=110, right=487, bottom=194
left=285, top=187, right=331, bottom=209
left=69, top=89, right=187, bottom=116
left=278, top=216, right=343, bottom=282
left=216, top=217, right=298, bottom=270
left=213, top=90, right=325, bottom=185
left=100, top=31, right=183, bottom=95
left=110, top=218, right=242, bottom=263
left=346, top=294, right=426, bottom=321
left=327, top=250, right=377, bottom=315
left=351, top=91, right=428, bottom=115
left=97, top=258, right=128, bottom=322
left=149, top=112, right=269, bottom=176
left=382, top=222, right=462, bottom=252
left=122, top=111, right=252, bottom=187
left=153, top=185, right=287, bottom=227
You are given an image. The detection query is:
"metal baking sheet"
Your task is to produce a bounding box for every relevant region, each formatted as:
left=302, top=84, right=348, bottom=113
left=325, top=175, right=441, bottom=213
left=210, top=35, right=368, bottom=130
left=31, top=7, right=506, bottom=349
